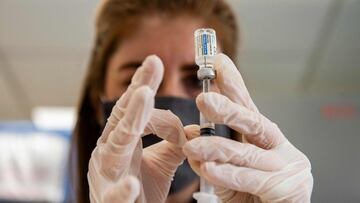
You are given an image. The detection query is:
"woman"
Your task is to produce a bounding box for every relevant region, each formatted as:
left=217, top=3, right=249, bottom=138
left=70, top=0, right=313, bottom=202
left=71, top=1, right=238, bottom=202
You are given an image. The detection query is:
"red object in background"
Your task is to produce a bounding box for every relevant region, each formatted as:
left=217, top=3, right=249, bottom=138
left=321, top=104, right=358, bottom=119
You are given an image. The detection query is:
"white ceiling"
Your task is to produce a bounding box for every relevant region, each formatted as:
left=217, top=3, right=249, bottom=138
left=0, top=0, right=359, bottom=120
left=231, top=0, right=360, bottom=95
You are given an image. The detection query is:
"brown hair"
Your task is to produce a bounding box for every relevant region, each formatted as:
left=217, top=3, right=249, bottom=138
left=70, top=0, right=239, bottom=202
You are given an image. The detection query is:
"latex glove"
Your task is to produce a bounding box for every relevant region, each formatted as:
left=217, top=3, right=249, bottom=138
left=183, top=54, right=313, bottom=203
left=102, top=175, right=140, bottom=203
left=88, top=55, right=198, bottom=203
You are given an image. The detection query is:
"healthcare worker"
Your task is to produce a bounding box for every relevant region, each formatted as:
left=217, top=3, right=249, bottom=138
left=70, top=0, right=313, bottom=202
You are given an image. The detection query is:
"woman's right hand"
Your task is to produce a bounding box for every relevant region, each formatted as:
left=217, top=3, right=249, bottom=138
left=87, top=55, right=198, bottom=203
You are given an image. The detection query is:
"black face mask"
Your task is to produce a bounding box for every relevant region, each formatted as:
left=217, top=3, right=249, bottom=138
left=102, top=96, right=231, bottom=194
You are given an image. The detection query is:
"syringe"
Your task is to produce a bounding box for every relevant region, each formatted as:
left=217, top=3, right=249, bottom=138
left=193, top=28, right=218, bottom=203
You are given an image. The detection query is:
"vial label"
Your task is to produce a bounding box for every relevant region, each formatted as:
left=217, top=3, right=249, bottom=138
left=194, top=28, right=217, bottom=58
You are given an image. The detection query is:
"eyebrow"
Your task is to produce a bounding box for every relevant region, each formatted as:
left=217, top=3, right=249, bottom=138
left=118, top=61, right=143, bottom=71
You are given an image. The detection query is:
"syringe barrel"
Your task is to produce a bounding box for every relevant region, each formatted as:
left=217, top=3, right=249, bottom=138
left=199, top=79, right=216, bottom=136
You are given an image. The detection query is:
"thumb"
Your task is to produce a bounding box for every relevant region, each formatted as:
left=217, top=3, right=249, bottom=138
left=142, top=125, right=200, bottom=177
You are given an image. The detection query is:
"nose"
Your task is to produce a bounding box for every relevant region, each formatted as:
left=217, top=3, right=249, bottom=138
left=157, top=71, right=188, bottom=98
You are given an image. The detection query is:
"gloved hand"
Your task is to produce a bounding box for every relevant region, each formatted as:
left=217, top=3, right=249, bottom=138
left=102, top=175, right=140, bottom=203
left=88, top=55, right=198, bottom=203
left=183, top=54, right=314, bottom=203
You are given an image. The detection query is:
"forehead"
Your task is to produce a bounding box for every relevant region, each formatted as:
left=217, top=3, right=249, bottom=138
left=114, top=15, right=205, bottom=65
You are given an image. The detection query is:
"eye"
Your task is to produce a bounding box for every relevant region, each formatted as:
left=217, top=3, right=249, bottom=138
left=119, top=69, right=136, bottom=87
left=122, top=80, right=132, bottom=86
left=182, top=74, right=202, bottom=90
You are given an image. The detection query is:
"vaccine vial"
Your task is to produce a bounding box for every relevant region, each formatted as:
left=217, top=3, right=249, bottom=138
left=194, top=28, right=217, bottom=80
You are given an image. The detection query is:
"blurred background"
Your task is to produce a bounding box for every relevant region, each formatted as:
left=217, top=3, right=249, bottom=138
left=0, top=0, right=359, bottom=202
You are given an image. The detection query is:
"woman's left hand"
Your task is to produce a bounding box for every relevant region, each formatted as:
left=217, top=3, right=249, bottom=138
left=183, top=54, right=314, bottom=203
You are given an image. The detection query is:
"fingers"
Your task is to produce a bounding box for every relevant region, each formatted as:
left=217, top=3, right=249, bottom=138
left=138, top=125, right=200, bottom=201
left=144, top=109, right=187, bottom=146
left=140, top=140, right=186, bottom=202
left=193, top=192, right=219, bottom=202
left=183, top=136, right=285, bottom=171
left=142, top=141, right=185, bottom=179
left=107, top=86, right=154, bottom=151
left=118, top=55, right=164, bottom=107
left=92, top=86, right=154, bottom=179
left=141, top=125, right=200, bottom=178
left=214, top=54, right=258, bottom=113
left=199, top=162, right=270, bottom=196
left=173, top=125, right=201, bottom=176
left=201, top=161, right=313, bottom=203
left=100, top=55, right=164, bottom=143
left=196, top=92, right=285, bottom=149
left=103, top=176, right=140, bottom=203
left=184, top=124, right=200, bottom=140
left=187, top=159, right=201, bottom=176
